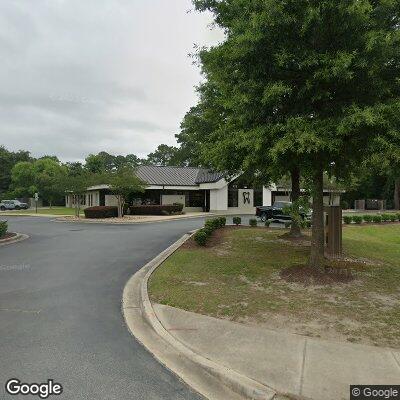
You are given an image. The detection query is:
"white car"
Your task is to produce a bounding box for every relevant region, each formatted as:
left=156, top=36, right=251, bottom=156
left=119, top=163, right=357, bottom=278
left=0, top=200, right=29, bottom=211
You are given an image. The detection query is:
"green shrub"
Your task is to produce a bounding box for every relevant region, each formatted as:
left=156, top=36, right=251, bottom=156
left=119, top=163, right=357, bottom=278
left=353, top=216, right=363, bottom=224
left=130, top=204, right=183, bottom=215
left=249, top=218, right=257, bottom=227
left=233, top=216, right=241, bottom=226
left=218, top=216, right=227, bottom=227
left=172, top=203, right=184, bottom=212
left=373, top=215, right=382, bottom=223
left=389, top=214, right=397, bottom=222
left=205, top=218, right=221, bottom=232
left=284, top=221, right=291, bottom=229
left=204, top=219, right=216, bottom=231
left=362, top=215, right=373, bottom=223
left=84, top=206, right=118, bottom=219
left=202, top=225, right=213, bottom=236
left=305, top=220, right=312, bottom=228
left=343, top=216, right=353, bottom=224
left=265, top=220, right=271, bottom=227
left=0, top=221, right=7, bottom=238
left=381, top=214, right=391, bottom=222
left=198, top=217, right=226, bottom=245
left=396, top=213, right=400, bottom=222
left=194, top=229, right=209, bottom=246
left=340, top=200, right=349, bottom=210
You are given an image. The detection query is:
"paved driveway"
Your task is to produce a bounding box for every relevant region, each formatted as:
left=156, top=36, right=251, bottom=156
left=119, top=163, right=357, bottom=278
left=0, top=217, right=206, bottom=400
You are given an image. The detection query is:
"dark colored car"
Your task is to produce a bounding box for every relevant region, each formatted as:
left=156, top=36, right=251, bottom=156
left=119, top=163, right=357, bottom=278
left=255, top=201, right=311, bottom=223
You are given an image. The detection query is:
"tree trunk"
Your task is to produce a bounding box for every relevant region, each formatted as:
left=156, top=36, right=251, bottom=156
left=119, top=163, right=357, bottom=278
left=309, top=165, right=325, bottom=269
left=117, top=196, right=124, bottom=218
left=73, top=195, right=78, bottom=217
left=289, top=167, right=301, bottom=237
left=394, top=177, right=400, bottom=210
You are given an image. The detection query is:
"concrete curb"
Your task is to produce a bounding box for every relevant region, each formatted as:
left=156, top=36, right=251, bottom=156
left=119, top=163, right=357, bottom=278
left=53, top=214, right=213, bottom=225
left=0, top=233, right=29, bottom=247
left=122, top=232, right=277, bottom=400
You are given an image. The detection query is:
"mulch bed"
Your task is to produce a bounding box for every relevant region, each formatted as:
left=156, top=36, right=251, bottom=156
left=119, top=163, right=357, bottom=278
left=279, top=232, right=310, bottom=241
left=0, top=232, right=17, bottom=241
left=183, top=225, right=259, bottom=250
left=280, top=264, right=356, bottom=285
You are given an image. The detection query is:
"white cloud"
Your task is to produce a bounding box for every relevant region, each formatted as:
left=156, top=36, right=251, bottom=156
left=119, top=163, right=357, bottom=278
left=0, top=0, right=222, bottom=161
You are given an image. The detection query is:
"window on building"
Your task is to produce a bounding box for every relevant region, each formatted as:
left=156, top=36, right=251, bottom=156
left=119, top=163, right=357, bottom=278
left=228, top=184, right=238, bottom=208
left=253, top=188, right=263, bottom=207
left=186, top=191, right=205, bottom=207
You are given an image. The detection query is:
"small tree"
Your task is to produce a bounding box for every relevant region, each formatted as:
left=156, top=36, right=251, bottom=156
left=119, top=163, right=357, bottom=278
left=103, top=167, right=145, bottom=218
left=63, top=171, right=97, bottom=218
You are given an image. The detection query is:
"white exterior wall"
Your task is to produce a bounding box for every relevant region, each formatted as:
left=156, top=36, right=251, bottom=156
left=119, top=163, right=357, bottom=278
left=89, top=191, right=100, bottom=207
left=262, top=187, right=272, bottom=206
left=324, top=194, right=341, bottom=206
left=66, top=195, right=72, bottom=208
left=105, top=195, right=118, bottom=206
left=210, top=186, right=228, bottom=211
left=238, top=189, right=254, bottom=212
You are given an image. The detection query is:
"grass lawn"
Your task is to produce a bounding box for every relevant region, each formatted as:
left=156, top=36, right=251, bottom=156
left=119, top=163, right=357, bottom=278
left=1, top=207, right=79, bottom=216
left=343, top=210, right=399, bottom=216
left=149, top=224, right=400, bottom=348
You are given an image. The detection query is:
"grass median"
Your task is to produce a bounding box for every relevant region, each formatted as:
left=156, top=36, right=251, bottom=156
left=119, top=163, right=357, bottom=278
left=1, top=207, right=79, bottom=216
left=149, top=224, right=400, bottom=348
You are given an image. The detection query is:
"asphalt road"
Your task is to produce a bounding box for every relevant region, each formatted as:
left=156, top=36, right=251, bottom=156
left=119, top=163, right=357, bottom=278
left=0, top=216, right=208, bottom=400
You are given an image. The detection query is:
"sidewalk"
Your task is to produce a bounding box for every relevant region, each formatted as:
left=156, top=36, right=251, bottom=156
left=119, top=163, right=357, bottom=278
left=55, top=212, right=211, bottom=224
left=154, top=304, right=400, bottom=400
left=123, top=232, right=400, bottom=400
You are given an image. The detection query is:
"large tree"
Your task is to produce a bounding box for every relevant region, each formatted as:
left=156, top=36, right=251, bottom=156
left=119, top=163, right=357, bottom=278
left=192, top=0, right=400, bottom=267
left=145, top=144, right=182, bottom=166
left=10, top=158, right=67, bottom=207
left=179, top=80, right=305, bottom=236
left=85, top=152, right=142, bottom=173
left=0, top=146, right=32, bottom=197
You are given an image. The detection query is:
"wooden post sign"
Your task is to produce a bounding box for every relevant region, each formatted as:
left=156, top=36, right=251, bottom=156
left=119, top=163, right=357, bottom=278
left=325, top=205, right=342, bottom=257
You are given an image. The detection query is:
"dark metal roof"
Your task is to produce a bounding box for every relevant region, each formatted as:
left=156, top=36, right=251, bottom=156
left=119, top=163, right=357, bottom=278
left=195, top=169, right=225, bottom=184
left=136, top=165, right=224, bottom=186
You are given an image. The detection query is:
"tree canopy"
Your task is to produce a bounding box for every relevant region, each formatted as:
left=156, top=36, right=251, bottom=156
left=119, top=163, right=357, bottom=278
left=187, top=0, right=400, bottom=266
left=85, top=151, right=142, bottom=173
left=10, top=158, right=67, bottom=206
left=0, top=146, right=32, bottom=197
left=144, top=144, right=183, bottom=166
left=100, top=167, right=146, bottom=218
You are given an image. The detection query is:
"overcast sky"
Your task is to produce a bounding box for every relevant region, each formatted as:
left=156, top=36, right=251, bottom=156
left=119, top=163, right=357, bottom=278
left=0, top=0, right=222, bottom=162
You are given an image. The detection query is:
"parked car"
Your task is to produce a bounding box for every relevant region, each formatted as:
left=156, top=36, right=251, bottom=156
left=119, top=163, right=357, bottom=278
left=0, top=200, right=29, bottom=211
left=255, top=201, right=311, bottom=223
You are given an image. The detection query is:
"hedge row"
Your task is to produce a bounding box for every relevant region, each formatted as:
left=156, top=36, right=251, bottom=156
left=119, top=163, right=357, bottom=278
left=343, top=213, right=400, bottom=224
left=84, top=206, right=118, bottom=219
left=83, top=204, right=185, bottom=219
left=235, top=217, right=311, bottom=229
left=194, top=217, right=226, bottom=246
left=0, top=221, right=7, bottom=238
left=129, top=204, right=183, bottom=216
